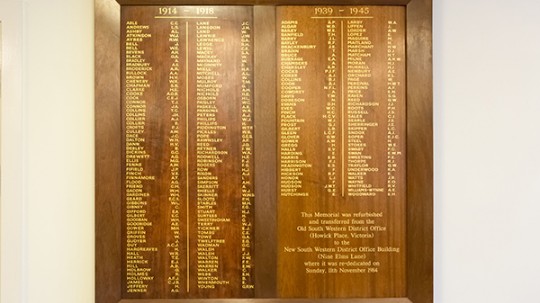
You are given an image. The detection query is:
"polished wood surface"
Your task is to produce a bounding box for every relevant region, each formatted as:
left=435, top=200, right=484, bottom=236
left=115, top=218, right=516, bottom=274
left=96, top=0, right=432, bottom=302
left=118, top=1, right=411, bottom=5
left=95, top=0, right=122, bottom=302
left=120, top=6, right=255, bottom=298
left=276, top=6, right=406, bottom=298
left=405, top=0, right=433, bottom=302
left=119, top=299, right=413, bottom=303
left=253, top=5, right=278, bottom=298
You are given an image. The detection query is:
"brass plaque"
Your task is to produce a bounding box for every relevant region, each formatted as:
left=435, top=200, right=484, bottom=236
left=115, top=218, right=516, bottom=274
left=122, top=6, right=254, bottom=298
left=277, top=6, right=407, bottom=298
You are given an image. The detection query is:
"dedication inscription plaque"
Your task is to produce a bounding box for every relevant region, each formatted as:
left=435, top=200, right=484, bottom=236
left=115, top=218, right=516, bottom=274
left=95, top=0, right=432, bottom=302
left=277, top=6, right=406, bottom=298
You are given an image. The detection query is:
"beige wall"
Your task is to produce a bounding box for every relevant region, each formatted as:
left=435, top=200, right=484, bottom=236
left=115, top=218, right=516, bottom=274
left=2, top=0, right=540, bottom=302
left=2, top=0, right=94, bottom=302
left=434, top=0, right=540, bottom=301
left=24, top=0, right=94, bottom=302
left=1, top=1, right=25, bottom=303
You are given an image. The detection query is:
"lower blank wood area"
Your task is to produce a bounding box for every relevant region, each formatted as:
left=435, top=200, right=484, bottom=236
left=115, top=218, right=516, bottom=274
left=119, top=299, right=412, bottom=303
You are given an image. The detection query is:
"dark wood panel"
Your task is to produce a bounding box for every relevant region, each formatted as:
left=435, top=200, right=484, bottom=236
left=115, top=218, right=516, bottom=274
left=95, top=0, right=122, bottom=303
left=276, top=5, right=407, bottom=298
left=121, top=6, right=255, bottom=298
left=96, top=1, right=432, bottom=302
left=405, top=0, right=433, bottom=302
left=119, top=298, right=413, bottom=303
left=117, top=1, right=411, bottom=6
left=253, top=5, right=278, bottom=299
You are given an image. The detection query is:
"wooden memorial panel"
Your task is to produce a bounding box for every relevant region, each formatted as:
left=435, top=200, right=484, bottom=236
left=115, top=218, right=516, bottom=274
left=121, top=6, right=254, bottom=298
left=96, top=1, right=432, bottom=302
left=277, top=6, right=406, bottom=298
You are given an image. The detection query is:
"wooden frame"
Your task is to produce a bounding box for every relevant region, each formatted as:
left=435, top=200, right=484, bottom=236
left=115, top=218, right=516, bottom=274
left=95, top=0, right=432, bottom=302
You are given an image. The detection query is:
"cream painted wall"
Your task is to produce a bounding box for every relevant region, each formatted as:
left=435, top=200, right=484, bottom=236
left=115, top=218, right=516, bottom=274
left=1, top=1, right=25, bottom=303
left=24, top=0, right=94, bottom=301
left=14, top=0, right=94, bottom=302
left=1, top=0, right=539, bottom=302
left=434, top=0, right=540, bottom=302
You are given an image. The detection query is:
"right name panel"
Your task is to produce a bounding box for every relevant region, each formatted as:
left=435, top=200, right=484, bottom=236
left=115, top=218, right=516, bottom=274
left=277, top=6, right=407, bottom=298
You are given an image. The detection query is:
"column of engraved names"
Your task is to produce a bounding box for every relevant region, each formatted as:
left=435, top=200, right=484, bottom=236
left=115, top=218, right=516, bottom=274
left=167, top=20, right=181, bottom=293
left=324, top=20, right=338, bottom=196
left=240, top=20, right=254, bottom=290
left=386, top=20, right=402, bottom=196
left=279, top=20, right=313, bottom=197
left=346, top=19, right=382, bottom=197
left=195, top=20, right=230, bottom=289
left=124, top=20, right=157, bottom=293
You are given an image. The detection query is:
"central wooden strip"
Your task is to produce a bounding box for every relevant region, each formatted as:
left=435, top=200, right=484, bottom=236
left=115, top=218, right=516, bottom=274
left=185, top=20, right=190, bottom=293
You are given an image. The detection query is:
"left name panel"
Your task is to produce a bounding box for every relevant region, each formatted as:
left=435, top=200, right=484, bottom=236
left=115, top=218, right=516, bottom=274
left=121, top=6, right=254, bottom=299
